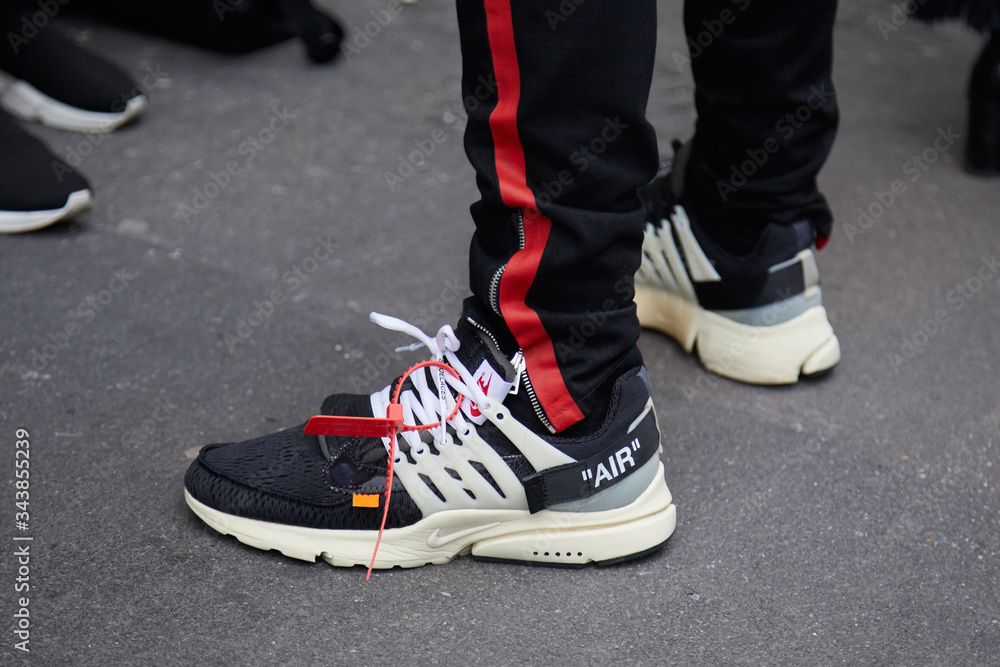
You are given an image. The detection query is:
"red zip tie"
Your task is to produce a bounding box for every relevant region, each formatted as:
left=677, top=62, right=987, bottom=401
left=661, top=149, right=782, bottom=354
left=303, top=359, right=462, bottom=582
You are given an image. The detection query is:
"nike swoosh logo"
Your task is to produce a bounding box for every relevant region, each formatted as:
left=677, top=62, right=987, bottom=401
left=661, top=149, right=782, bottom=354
left=426, top=522, right=502, bottom=549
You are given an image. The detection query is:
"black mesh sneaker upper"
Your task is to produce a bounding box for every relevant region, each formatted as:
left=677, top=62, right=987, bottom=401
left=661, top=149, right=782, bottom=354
left=185, top=398, right=423, bottom=531
left=0, top=12, right=140, bottom=113
left=0, top=111, right=89, bottom=211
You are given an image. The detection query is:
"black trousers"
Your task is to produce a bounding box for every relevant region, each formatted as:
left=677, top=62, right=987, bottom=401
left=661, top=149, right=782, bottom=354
left=459, top=0, right=839, bottom=432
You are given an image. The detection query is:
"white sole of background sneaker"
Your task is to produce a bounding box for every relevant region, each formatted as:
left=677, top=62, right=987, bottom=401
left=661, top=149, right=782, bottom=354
left=635, top=285, right=841, bottom=384
left=184, top=463, right=675, bottom=570
left=0, top=189, right=91, bottom=233
left=0, top=78, right=146, bottom=133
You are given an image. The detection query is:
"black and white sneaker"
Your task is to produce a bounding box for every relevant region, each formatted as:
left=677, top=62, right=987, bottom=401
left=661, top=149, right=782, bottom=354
left=635, top=151, right=840, bottom=385
left=0, top=112, right=91, bottom=233
left=185, top=312, right=675, bottom=572
left=0, top=12, right=146, bottom=133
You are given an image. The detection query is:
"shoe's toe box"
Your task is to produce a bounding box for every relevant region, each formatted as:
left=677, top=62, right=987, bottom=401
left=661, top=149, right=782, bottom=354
left=185, top=425, right=421, bottom=530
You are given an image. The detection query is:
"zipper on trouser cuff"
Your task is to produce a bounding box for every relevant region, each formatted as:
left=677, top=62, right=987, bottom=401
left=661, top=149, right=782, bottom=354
left=476, top=210, right=554, bottom=432
left=518, top=366, right=555, bottom=434
left=488, top=265, right=505, bottom=317
left=466, top=315, right=505, bottom=357
left=487, top=209, right=526, bottom=316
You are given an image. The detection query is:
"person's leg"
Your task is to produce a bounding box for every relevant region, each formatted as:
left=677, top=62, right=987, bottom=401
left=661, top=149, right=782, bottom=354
left=684, top=0, right=839, bottom=250
left=458, top=0, right=659, bottom=433
left=912, top=3, right=1000, bottom=175
left=635, top=0, right=841, bottom=385
left=184, top=0, right=676, bottom=573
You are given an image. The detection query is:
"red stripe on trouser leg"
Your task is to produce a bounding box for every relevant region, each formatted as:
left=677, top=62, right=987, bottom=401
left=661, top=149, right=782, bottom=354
left=482, top=0, right=585, bottom=432
left=500, top=212, right=586, bottom=430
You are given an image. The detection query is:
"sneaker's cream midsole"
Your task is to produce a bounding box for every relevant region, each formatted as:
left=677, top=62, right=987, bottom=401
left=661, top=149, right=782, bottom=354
left=185, top=462, right=675, bottom=569
left=635, top=284, right=840, bottom=384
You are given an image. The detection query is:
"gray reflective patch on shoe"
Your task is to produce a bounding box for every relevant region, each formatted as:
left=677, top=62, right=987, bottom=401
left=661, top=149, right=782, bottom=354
left=547, top=456, right=661, bottom=513
left=714, top=288, right=824, bottom=327
left=637, top=367, right=652, bottom=395
left=798, top=249, right=820, bottom=291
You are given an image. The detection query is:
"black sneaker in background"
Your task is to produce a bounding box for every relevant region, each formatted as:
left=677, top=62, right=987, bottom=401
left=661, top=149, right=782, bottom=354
left=0, top=10, right=145, bottom=132
left=635, top=144, right=840, bottom=384
left=0, top=112, right=92, bottom=233
left=184, top=312, right=675, bottom=571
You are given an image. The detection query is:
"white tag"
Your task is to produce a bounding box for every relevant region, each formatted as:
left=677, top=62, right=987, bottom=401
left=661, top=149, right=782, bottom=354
left=461, top=360, right=512, bottom=425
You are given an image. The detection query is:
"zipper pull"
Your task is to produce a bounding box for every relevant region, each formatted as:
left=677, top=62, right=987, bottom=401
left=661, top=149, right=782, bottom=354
left=509, top=351, right=525, bottom=395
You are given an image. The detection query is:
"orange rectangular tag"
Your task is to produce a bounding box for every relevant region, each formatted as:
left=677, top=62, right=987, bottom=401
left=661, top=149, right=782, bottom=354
left=352, top=493, right=380, bottom=508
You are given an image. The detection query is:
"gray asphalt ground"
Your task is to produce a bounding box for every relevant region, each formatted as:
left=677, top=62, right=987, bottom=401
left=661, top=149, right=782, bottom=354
left=1, top=0, right=998, bottom=664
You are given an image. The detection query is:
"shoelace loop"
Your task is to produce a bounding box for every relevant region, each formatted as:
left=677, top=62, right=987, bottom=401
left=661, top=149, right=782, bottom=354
left=304, top=313, right=494, bottom=582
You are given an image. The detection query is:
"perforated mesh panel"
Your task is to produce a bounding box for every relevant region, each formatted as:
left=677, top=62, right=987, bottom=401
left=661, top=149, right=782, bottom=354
left=185, top=421, right=422, bottom=531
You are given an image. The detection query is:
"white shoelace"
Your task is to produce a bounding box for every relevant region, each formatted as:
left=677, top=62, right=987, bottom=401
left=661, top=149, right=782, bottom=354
left=368, top=313, right=493, bottom=461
